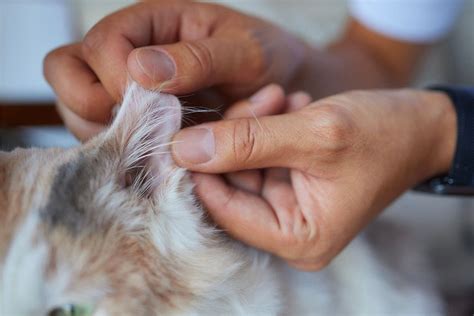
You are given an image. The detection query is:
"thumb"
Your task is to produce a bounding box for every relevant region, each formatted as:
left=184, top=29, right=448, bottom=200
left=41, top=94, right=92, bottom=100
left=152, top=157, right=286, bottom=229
left=171, top=111, right=313, bottom=173
left=127, top=37, right=262, bottom=95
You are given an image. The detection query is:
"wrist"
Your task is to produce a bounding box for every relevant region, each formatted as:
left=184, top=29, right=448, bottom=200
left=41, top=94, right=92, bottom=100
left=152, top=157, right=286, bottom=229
left=416, top=90, right=457, bottom=180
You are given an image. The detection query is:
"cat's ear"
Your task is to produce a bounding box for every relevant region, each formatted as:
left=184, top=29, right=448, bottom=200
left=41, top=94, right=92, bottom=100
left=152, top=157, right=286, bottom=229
left=108, top=82, right=182, bottom=196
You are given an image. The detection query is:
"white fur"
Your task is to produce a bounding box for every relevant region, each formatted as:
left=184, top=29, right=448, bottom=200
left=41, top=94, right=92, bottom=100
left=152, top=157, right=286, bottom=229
left=115, top=84, right=283, bottom=315
left=0, top=212, right=109, bottom=316
left=279, top=237, right=444, bottom=315
left=1, top=213, right=48, bottom=316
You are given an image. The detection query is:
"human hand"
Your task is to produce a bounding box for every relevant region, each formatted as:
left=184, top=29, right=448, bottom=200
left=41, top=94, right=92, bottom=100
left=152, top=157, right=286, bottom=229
left=171, top=86, right=456, bottom=270
left=44, top=0, right=308, bottom=140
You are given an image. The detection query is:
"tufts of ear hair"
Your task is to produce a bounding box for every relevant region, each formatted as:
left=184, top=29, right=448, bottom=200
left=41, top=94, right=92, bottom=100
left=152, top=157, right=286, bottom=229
left=108, top=82, right=182, bottom=198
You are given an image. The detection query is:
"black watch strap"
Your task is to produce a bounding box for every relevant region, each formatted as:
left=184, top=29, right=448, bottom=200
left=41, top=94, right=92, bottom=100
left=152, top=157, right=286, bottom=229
left=414, top=85, right=474, bottom=195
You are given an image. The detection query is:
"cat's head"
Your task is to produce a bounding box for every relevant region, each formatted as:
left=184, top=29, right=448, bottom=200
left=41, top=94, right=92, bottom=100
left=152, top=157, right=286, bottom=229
left=0, top=84, right=277, bottom=316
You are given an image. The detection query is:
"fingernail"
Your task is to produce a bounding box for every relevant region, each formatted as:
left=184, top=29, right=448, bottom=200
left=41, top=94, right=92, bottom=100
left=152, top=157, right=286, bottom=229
left=136, top=49, right=175, bottom=82
left=249, top=84, right=277, bottom=104
left=173, top=128, right=215, bottom=164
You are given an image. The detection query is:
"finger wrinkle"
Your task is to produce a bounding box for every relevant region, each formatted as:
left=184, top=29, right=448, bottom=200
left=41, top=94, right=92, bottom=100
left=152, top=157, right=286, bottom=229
left=221, top=185, right=238, bottom=211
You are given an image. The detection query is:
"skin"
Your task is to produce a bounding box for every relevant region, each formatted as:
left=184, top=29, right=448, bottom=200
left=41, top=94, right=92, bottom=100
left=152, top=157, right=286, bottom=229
left=43, top=1, right=457, bottom=270
left=176, top=85, right=456, bottom=270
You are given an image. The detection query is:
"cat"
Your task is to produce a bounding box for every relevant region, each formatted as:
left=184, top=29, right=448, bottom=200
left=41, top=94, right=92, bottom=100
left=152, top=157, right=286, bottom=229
left=0, top=83, right=444, bottom=315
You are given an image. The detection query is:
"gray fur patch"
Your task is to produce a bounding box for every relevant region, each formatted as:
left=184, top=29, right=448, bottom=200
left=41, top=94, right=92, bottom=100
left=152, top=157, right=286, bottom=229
left=40, top=154, right=97, bottom=234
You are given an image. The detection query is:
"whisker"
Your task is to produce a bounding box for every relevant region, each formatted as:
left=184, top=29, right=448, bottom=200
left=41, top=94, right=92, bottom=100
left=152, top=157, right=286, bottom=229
left=248, top=106, right=263, bottom=131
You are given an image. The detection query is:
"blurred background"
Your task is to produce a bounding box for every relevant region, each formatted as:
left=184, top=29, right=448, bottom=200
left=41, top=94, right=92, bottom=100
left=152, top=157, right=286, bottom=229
left=0, top=0, right=473, bottom=312
left=1, top=0, right=474, bottom=146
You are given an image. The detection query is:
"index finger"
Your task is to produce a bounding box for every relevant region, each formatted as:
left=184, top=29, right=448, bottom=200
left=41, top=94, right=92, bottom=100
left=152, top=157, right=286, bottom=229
left=80, top=1, right=203, bottom=101
left=44, top=43, right=115, bottom=123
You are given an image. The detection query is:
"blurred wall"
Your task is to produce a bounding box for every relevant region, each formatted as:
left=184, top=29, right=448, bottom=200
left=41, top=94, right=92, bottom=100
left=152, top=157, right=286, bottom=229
left=0, top=1, right=75, bottom=102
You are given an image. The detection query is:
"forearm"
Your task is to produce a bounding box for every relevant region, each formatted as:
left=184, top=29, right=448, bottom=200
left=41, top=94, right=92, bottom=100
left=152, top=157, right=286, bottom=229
left=289, top=19, right=427, bottom=99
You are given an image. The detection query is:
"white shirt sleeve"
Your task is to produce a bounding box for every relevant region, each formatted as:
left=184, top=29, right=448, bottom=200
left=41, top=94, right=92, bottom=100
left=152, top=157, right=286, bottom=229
left=349, top=0, right=464, bottom=43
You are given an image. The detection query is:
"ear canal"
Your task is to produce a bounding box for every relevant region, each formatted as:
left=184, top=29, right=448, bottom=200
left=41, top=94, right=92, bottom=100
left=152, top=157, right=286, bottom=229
left=109, top=82, right=182, bottom=196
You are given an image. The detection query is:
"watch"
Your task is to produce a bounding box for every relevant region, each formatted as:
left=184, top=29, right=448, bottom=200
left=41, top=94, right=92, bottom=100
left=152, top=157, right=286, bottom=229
left=414, top=85, right=474, bottom=195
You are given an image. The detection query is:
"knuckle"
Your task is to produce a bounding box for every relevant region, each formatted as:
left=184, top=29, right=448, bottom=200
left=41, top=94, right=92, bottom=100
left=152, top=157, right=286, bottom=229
left=43, top=46, right=65, bottom=81
left=182, top=42, right=214, bottom=79
left=305, top=103, right=356, bottom=154
left=70, top=91, right=111, bottom=123
left=274, top=234, right=308, bottom=260
left=274, top=217, right=325, bottom=263
left=241, top=29, right=267, bottom=81
left=312, top=105, right=354, bottom=142
left=272, top=210, right=337, bottom=271
left=233, top=120, right=259, bottom=165
left=82, top=27, right=107, bottom=60
left=44, top=46, right=64, bottom=65
left=68, top=95, right=95, bottom=121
